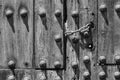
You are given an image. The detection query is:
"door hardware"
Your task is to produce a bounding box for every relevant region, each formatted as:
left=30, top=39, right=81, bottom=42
left=39, top=60, right=47, bottom=69
left=114, top=71, right=120, bottom=79
left=19, top=7, right=29, bottom=32
left=98, top=56, right=120, bottom=66
left=65, top=22, right=94, bottom=50
left=7, top=74, right=15, bottom=80
left=71, top=61, right=79, bottom=80
left=54, top=61, right=61, bottom=69
left=83, top=71, right=90, bottom=79
left=99, top=71, right=106, bottom=79
left=65, top=23, right=90, bottom=36
left=5, top=7, right=15, bottom=33
left=83, top=56, right=90, bottom=64
left=8, top=60, right=16, bottom=70
left=99, top=4, right=108, bottom=25
left=8, top=60, right=16, bottom=76
left=55, top=10, right=61, bottom=17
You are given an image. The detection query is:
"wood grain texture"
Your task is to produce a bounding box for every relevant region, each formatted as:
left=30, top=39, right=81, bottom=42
left=50, top=0, right=63, bottom=68
left=64, top=0, right=80, bottom=80
left=15, top=0, right=33, bottom=68
left=64, top=0, right=98, bottom=80
left=98, top=0, right=115, bottom=80
left=35, top=0, right=63, bottom=69
left=0, top=0, right=17, bottom=68
left=35, top=0, right=50, bottom=68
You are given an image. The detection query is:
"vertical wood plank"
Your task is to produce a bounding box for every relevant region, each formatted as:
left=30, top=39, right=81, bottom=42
left=0, top=0, right=5, bottom=68
left=113, top=0, right=120, bottom=79
left=35, top=0, right=51, bottom=68
left=98, top=0, right=114, bottom=80
left=50, top=0, right=63, bottom=68
left=15, top=0, right=33, bottom=68
left=1, top=0, right=17, bottom=68
left=79, top=0, right=98, bottom=80
left=64, top=0, right=80, bottom=80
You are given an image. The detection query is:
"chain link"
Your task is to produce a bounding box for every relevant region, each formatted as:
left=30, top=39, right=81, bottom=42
left=65, top=23, right=90, bottom=36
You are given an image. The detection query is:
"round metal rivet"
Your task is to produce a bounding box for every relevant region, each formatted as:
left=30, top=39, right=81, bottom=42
left=71, top=10, right=79, bottom=18
left=83, top=71, right=90, bottom=79
left=55, top=10, right=61, bottom=17
left=83, top=56, right=90, bottom=63
left=8, top=60, right=15, bottom=69
left=39, top=60, right=46, bottom=68
left=99, top=4, right=107, bottom=12
left=20, top=8, right=28, bottom=16
left=71, top=61, right=78, bottom=69
left=7, top=75, right=15, bottom=80
left=99, top=56, right=106, bottom=64
left=115, top=4, right=120, bottom=12
left=23, top=76, right=31, bottom=80
left=5, top=8, right=13, bottom=17
left=99, top=71, right=106, bottom=79
left=40, top=75, right=46, bottom=80
left=83, top=31, right=89, bottom=38
left=54, top=61, right=61, bottom=68
left=39, top=9, right=46, bottom=17
left=55, top=76, right=61, bottom=80
left=54, top=34, right=62, bottom=42
left=114, top=56, right=120, bottom=64
left=114, top=71, right=120, bottom=79
left=71, top=35, right=79, bottom=43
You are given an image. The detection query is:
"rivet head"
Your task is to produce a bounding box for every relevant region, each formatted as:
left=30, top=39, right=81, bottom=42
left=39, top=75, right=46, bottom=80
left=5, top=8, right=13, bottom=17
left=99, top=71, right=106, bottom=79
left=55, top=10, right=61, bottom=17
left=23, top=76, right=31, bottom=80
left=55, top=76, right=61, bottom=80
left=99, top=4, right=107, bottom=12
left=99, top=56, right=106, bottom=65
left=114, top=56, right=120, bottom=64
left=114, top=71, right=120, bottom=79
left=7, top=75, right=15, bottom=80
left=39, top=8, right=46, bottom=18
left=83, top=71, right=90, bottom=79
left=71, top=61, right=78, bottom=69
left=39, top=60, right=46, bottom=68
left=71, top=10, right=79, bottom=18
left=54, top=61, right=61, bottom=68
left=71, top=35, right=79, bottom=43
left=83, top=56, right=90, bottom=63
left=115, top=4, right=120, bottom=12
left=83, top=31, right=89, bottom=38
left=54, top=34, right=62, bottom=42
left=8, top=60, right=15, bottom=69
left=20, top=8, right=28, bottom=16
left=38, top=73, right=46, bottom=80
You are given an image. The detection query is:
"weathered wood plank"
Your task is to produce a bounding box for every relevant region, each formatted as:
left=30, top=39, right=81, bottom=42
left=50, top=0, right=63, bottom=68
left=1, top=0, right=17, bottom=68
left=15, top=0, right=33, bottom=68
left=98, top=0, right=114, bottom=80
left=64, top=0, right=80, bottom=80
left=35, top=0, right=51, bottom=68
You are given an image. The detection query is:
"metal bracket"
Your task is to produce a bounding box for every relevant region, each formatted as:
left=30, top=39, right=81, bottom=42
left=65, top=22, right=95, bottom=50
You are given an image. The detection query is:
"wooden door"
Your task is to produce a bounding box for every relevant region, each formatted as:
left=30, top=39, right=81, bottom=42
left=0, top=0, right=120, bottom=80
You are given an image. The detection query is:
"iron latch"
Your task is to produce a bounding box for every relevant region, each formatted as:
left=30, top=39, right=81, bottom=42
left=65, top=22, right=94, bottom=50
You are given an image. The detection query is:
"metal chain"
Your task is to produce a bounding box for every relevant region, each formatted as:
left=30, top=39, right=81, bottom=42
left=65, top=23, right=90, bottom=36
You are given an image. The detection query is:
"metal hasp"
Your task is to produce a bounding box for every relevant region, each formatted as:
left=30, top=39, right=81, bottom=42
left=65, top=22, right=95, bottom=51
